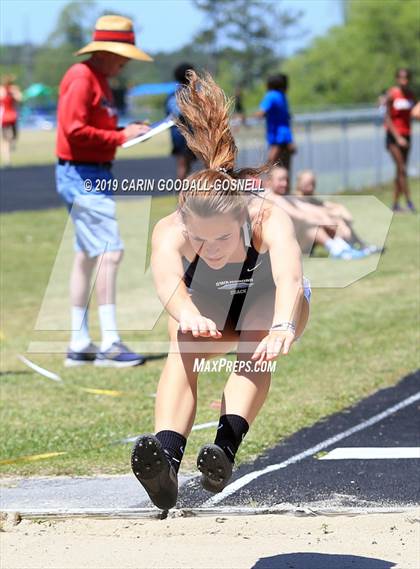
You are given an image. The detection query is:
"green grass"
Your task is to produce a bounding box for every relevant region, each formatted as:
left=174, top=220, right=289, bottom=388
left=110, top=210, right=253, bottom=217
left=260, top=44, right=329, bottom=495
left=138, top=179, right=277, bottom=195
left=0, top=181, right=419, bottom=477
left=4, top=128, right=171, bottom=167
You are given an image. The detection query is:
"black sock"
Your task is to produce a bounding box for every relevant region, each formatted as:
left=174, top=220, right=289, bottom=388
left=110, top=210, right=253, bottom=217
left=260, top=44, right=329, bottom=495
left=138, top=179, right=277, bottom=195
left=155, top=430, right=186, bottom=474
left=214, top=414, right=249, bottom=463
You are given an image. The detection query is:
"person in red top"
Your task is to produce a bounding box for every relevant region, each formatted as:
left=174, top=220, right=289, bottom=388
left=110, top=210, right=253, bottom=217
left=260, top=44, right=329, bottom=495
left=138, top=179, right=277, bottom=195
left=0, top=74, right=22, bottom=166
left=56, top=15, right=153, bottom=367
left=384, top=68, right=417, bottom=212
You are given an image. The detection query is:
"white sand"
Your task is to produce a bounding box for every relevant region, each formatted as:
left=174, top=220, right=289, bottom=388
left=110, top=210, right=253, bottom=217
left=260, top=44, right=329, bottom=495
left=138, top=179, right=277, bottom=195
left=1, top=511, right=419, bottom=569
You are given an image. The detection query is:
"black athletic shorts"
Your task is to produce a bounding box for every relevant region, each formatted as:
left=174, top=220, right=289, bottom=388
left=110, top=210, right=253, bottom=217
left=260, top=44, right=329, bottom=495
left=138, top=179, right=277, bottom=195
left=385, top=131, right=411, bottom=150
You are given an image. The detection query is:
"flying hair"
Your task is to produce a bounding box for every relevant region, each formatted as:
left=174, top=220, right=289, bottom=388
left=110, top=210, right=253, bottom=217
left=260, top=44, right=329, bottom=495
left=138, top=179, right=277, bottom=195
left=175, top=70, right=237, bottom=171
left=175, top=70, right=272, bottom=243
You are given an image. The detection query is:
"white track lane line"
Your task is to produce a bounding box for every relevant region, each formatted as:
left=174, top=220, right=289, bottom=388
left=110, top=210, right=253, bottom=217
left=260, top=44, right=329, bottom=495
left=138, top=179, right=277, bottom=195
left=18, top=354, right=62, bottom=382
left=115, top=421, right=219, bottom=445
left=204, top=390, right=420, bottom=506
left=319, top=447, right=420, bottom=460
left=191, top=421, right=219, bottom=431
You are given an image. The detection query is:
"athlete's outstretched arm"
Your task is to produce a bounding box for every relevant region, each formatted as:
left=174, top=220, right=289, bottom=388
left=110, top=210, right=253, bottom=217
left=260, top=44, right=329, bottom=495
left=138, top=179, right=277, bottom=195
left=252, top=205, right=304, bottom=362
left=151, top=217, right=221, bottom=338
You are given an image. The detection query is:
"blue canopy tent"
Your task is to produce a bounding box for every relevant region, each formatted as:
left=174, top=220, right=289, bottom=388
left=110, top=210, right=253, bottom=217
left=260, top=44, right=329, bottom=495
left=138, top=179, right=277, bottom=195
left=128, top=82, right=177, bottom=97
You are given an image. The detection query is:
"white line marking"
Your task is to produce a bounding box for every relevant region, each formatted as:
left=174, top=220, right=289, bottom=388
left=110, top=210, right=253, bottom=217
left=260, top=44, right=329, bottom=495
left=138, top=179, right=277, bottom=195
left=320, top=447, right=420, bottom=460
left=204, top=390, right=420, bottom=506
left=191, top=421, right=219, bottom=431
left=115, top=421, right=219, bottom=445
left=18, top=355, right=62, bottom=382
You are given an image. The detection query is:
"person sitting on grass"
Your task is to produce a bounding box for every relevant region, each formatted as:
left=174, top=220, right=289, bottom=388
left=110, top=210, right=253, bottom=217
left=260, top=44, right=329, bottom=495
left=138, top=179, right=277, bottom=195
left=295, top=170, right=382, bottom=255
left=130, top=71, right=311, bottom=511
left=264, top=166, right=374, bottom=260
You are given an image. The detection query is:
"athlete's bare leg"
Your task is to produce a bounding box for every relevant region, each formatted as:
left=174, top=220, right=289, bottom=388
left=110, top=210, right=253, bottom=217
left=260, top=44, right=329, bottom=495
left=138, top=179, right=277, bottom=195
left=221, top=291, right=309, bottom=426
left=154, top=315, right=239, bottom=436
left=388, top=143, right=411, bottom=205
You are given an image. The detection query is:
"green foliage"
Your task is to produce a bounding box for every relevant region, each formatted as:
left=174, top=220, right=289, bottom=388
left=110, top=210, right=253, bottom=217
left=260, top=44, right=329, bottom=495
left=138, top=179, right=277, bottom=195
left=1, top=0, right=418, bottom=111
left=47, top=0, right=96, bottom=49
left=192, top=0, right=300, bottom=87
left=284, top=0, right=420, bottom=108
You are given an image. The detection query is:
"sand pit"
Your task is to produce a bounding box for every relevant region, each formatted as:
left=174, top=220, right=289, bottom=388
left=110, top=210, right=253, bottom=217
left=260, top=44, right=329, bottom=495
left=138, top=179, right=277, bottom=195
left=1, top=510, right=419, bottom=569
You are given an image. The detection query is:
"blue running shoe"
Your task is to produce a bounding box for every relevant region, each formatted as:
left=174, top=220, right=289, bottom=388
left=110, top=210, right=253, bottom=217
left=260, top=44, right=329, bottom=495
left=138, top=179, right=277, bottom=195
left=65, top=342, right=99, bottom=367
left=392, top=203, right=404, bottom=212
left=94, top=341, right=146, bottom=367
left=406, top=200, right=417, bottom=214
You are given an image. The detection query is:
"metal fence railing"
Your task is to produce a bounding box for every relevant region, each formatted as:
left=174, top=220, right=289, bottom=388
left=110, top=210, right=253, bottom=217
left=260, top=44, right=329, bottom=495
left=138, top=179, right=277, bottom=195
left=236, top=108, right=420, bottom=193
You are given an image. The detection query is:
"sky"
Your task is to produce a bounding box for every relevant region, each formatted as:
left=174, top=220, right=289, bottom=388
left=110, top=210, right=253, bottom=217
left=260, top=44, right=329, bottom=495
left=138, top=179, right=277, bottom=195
left=0, top=0, right=343, bottom=55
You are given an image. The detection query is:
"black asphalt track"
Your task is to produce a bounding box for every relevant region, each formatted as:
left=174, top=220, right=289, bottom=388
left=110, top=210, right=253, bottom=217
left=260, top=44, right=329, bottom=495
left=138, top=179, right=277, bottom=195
left=178, top=370, right=420, bottom=509
left=0, top=157, right=179, bottom=213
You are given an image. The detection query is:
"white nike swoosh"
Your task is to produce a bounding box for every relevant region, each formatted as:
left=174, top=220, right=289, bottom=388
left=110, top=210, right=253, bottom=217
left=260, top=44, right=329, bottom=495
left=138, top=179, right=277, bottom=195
left=246, top=262, right=262, bottom=272
left=217, top=424, right=224, bottom=430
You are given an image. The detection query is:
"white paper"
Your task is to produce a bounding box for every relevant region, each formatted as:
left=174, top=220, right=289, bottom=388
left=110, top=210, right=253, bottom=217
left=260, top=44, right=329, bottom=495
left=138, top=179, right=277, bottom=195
left=122, top=117, right=175, bottom=148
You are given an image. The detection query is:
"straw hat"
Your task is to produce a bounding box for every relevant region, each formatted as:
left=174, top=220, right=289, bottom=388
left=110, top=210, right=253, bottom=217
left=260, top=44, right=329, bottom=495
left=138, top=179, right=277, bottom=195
left=76, top=15, right=153, bottom=62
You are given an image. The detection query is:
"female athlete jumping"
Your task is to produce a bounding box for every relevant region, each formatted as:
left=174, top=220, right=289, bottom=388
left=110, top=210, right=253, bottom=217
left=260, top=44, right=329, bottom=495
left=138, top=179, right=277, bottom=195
left=131, top=72, right=311, bottom=510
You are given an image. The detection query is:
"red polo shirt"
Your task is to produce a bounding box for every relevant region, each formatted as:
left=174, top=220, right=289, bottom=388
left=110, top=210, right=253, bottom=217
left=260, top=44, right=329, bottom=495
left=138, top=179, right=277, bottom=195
left=56, top=61, right=126, bottom=162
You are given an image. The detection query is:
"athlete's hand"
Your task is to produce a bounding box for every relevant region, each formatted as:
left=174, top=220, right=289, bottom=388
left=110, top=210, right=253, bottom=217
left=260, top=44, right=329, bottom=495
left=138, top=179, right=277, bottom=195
left=179, top=310, right=222, bottom=339
left=251, top=330, right=295, bottom=362
left=397, top=135, right=408, bottom=148
left=122, top=123, right=151, bottom=141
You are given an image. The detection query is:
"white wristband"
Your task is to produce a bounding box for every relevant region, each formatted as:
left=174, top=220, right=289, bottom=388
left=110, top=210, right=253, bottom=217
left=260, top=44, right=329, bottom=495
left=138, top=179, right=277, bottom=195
left=270, top=321, right=296, bottom=334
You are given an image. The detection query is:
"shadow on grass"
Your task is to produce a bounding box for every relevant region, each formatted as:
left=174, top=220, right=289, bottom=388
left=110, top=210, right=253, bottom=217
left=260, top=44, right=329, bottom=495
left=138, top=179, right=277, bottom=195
left=143, top=353, right=168, bottom=362
left=0, top=370, right=33, bottom=377
left=252, top=552, right=396, bottom=569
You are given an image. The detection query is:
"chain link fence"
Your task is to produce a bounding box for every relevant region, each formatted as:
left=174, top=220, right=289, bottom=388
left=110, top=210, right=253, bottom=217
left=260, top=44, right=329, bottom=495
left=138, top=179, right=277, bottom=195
left=236, top=108, right=420, bottom=193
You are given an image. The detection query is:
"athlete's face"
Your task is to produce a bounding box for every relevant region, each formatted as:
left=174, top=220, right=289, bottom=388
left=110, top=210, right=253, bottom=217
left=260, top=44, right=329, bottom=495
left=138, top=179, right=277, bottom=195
left=298, top=174, right=316, bottom=196
left=397, top=71, right=410, bottom=89
left=185, top=213, right=243, bottom=269
left=268, top=167, right=289, bottom=195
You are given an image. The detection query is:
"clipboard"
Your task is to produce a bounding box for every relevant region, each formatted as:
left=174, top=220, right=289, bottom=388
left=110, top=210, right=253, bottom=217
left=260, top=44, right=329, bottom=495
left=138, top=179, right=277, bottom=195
left=122, top=116, right=175, bottom=148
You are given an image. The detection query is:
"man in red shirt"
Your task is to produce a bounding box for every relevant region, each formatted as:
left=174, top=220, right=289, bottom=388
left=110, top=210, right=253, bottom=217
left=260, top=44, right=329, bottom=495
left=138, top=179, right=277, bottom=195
left=384, top=68, right=417, bottom=212
left=56, top=15, right=151, bottom=367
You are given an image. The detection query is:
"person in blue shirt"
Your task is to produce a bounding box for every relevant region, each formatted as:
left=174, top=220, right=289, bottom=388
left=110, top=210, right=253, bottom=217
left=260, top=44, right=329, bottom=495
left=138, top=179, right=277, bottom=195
left=256, top=74, right=296, bottom=178
left=165, top=63, right=197, bottom=180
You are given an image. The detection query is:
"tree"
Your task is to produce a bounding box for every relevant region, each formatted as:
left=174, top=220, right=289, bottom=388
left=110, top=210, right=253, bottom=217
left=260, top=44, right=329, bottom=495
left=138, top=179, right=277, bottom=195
left=192, top=0, right=301, bottom=86
left=284, top=0, right=420, bottom=109
left=47, top=1, right=96, bottom=50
